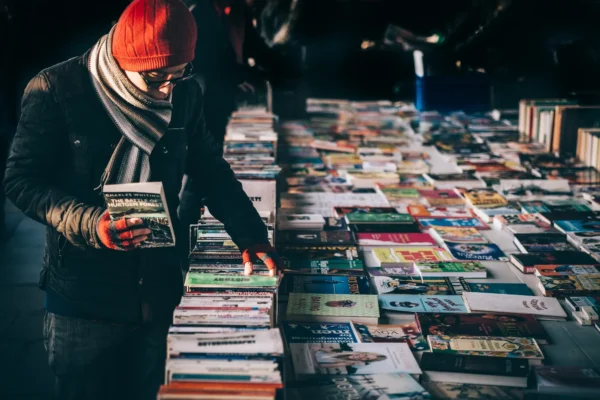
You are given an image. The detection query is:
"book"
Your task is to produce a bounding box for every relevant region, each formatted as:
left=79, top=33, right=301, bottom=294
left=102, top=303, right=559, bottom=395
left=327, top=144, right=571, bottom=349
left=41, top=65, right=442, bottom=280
left=555, top=219, right=600, bottom=233
left=356, top=233, right=437, bottom=247
left=280, top=275, right=370, bottom=296
left=427, top=335, right=544, bottom=360
left=534, top=264, right=600, bottom=276
left=460, top=281, right=533, bottom=296
left=444, top=242, right=508, bottom=261
left=184, top=272, right=278, bottom=289
left=352, top=321, right=429, bottom=351
left=371, top=276, right=457, bottom=295
left=417, top=189, right=465, bottom=206
left=281, top=322, right=360, bottom=343
left=379, top=295, right=468, bottom=313
left=537, top=274, right=600, bottom=298
left=408, top=205, right=476, bottom=219
left=429, top=227, right=488, bottom=244
left=532, top=366, right=600, bottom=398
left=103, top=182, right=175, bottom=247
left=424, top=381, right=523, bottom=400
left=417, top=218, right=489, bottom=229
left=285, top=293, right=380, bottom=324
left=463, top=188, right=508, bottom=208
left=371, top=247, right=453, bottom=266
left=416, top=313, right=549, bottom=344
left=414, top=261, right=487, bottom=278
left=513, top=233, right=576, bottom=253
left=462, top=292, right=567, bottom=320
left=510, top=251, right=600, bottom=274
left=285, top=374, right=431, bottom=400
left=420, top=353, right=530, bottom=388
left=289, top=342, right=422, bottom=377
left=277, top=230, right=355, bottom=245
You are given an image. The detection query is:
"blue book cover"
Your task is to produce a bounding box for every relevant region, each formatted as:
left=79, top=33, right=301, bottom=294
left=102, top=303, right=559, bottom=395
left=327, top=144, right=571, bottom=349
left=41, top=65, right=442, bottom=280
left=281, top=322, right=359, bottom=343
left=379, top=294, right=468, bottom=313
left=281, top=275, right=370, bottom=295
left=418, top=218, right=487, bottom=229
left=463, top=281, right=534, bottom=295
left=445, top=242, right=508, bottom=261
left=555, top=220, right=600, bottom=233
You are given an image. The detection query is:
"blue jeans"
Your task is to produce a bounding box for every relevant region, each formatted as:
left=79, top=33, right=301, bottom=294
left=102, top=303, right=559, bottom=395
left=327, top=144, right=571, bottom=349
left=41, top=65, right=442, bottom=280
left=43, top=312, right=169, bottom=400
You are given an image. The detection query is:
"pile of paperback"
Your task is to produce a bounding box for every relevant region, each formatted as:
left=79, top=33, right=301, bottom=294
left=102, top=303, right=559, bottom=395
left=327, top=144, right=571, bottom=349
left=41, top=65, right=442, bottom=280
left=158, top=219, right=283, bottom=399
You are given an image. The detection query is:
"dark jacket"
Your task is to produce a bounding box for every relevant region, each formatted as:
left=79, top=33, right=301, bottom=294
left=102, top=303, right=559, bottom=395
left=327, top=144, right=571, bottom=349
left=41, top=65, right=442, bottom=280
left=3, top=51, right=269, bottom=325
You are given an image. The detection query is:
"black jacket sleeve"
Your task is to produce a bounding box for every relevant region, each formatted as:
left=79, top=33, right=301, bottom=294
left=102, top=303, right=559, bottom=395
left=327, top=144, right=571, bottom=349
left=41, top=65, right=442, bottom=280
left=3, top=73, right=105, bottom=249
left=184, top=83, right=270, bottom=252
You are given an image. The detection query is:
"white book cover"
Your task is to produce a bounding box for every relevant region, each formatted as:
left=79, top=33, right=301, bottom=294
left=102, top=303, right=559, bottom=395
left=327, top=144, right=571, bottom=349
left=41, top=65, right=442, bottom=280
left=462, top=292, right=567, bottom=320
left=290, top=342, right=421, bottom=378
left=168, top=329, right=284, bottom=357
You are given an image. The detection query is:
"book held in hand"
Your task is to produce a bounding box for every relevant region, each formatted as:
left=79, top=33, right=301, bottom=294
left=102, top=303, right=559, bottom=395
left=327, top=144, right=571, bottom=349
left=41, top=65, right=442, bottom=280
left=103, top=182, right=175, bottom=247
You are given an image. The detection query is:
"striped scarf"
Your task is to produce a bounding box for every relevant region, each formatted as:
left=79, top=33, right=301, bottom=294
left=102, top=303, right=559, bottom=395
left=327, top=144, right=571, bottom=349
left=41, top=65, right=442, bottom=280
left=88, top=26, right=173, bottom=187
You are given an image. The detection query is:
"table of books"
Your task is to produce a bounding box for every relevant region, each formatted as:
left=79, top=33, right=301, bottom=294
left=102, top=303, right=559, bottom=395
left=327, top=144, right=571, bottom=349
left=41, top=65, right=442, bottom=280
left=157, top=100, right=600, bottom=400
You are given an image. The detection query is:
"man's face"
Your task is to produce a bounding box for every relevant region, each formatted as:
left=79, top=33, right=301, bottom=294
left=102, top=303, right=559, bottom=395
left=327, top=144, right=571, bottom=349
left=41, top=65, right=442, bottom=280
left=125, top=63, right=188, bottom=100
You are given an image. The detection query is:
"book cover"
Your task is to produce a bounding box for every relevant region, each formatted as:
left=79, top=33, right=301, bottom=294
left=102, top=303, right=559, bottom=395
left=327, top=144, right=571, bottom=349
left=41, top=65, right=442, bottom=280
left=417, top=189, right=465, bottom=206
left=415, top=262, right=487, bottom=278
left=429, top=227, right=488, bottom=244
left=418, top=218, right=489, bottom=229
left=356, top=233, right=437, bottom=247
left=372, top=277, right=456, bottom=295
left=416, top=313, right=549, bottom=343
left=513, top=233, right=575, bottom=253
left=286, top=374, right=431, bottom=400
left=427, top=335, right=544, bottom=359
left=280, top=275, right=370, bottom=295
left=379, top=295, right=467, bottom=313
left=543, top=199, right=592, bottom=212
left=510, top=252, right=599, bottom=274
left=184, top=272, right=278, bottom=288
left=408, top=205, right=475, bottom=219
left=538, top=274, right=600, bottom=297
left=461, top=281, right=533, bottom=296
left=366, top=266, right=420, bottom=277
left=555, top=219, right=600, bottom=233
left=533, top=366, right=600, bottom=396
left=462, top=292, right=567, bottom=320
left=277, top=230, right=355, bottom=245
left=281, top=322, right=359, bottom=343
left=420, top=353, right=530, bottom=377
left=445, top=243, right=508, bottom=261
left=352, top=321, right=429, bottom=351
left=286, top=294, right=380, bottom=320
left=103, top=182, right=175, bottom=247
left=289, top=342, right=422, bottom=377
left=372, top=247, right=453, bottom=266
left=535, top=264, right=600, bottom=276
left=345, top=212, right=414, bottom=224
left=425, top=382, right=523, bottom=400
left=464, top=189, right=508, bottom=208
left=519, top=200, right=551, bottom=213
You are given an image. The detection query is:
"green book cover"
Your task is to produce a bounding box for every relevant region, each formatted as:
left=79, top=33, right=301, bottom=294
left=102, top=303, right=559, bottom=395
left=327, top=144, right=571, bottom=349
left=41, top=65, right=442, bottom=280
left=287, top=293, right=380, bottom=319
left=416, top=261, right=487, bottom=274
left=185, top=272, right=278, bottom=288
left=346, top=213, right=414, bottom=224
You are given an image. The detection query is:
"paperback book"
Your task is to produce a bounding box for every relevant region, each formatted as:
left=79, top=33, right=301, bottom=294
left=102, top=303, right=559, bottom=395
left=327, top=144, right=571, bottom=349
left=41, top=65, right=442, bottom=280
left=103, top=182, right=175, bottom=247
left=352, top=321, right=429, bottom=351
left=280, top=275, right=370, bottom=296
left=379, top=295, right=468, bottom=313
left=281, top=322, right=360, bottom=344
left=427, top=335, right=544, bottom=360
left=444, top=242, right=508, bottom=261
left=285, top=293, right=380, bottom=324
left=414, top=261, right=487, bottom=278
left=462, top=292, right=567, bottom=320
left=371, top=276, right=457, bottom=295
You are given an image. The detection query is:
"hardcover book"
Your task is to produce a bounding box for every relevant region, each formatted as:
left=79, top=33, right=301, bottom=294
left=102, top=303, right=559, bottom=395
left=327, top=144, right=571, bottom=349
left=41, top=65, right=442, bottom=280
left=416, top=313, right=549, bottom=344
left=513, top=233, right=576, bottom=253
left=352, top=321, right=429, bottom=351
left=281, top=322, right=360, bottom=343
left=103, top=182, right=175, bottom=247
left=460, top=281, right=533, bottom=296
left=285, top=293, right=380, bottom=324
left=379, top=295, right=468, bottom=313
left=289, top=342, right=422, bottom=377
left=417, top=218, right=489, bottom=230
left=538, top=274, right=600, bottom=297
left=510, top=251, right=600, bottom=274
left=427, top=335, right=544, bottom=360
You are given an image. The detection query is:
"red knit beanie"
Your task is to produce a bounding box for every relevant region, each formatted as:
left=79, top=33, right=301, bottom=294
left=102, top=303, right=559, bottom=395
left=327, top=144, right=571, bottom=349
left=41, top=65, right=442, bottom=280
left=112, top=0, right=197, bottom=72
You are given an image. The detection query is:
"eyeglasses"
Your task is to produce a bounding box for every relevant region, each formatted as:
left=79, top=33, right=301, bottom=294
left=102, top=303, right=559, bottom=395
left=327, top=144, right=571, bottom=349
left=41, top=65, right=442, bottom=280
left=139, top=63, right=195, bottom=89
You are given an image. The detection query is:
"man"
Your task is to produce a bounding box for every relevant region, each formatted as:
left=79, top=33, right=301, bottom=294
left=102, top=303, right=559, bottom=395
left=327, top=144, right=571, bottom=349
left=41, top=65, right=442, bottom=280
left=3, top=1, right=279, bottom=399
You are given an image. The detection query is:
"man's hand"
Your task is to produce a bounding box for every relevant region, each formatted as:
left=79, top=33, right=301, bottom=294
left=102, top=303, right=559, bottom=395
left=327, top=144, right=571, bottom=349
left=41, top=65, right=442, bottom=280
left=237, top=81, right=255, bottom=94
left=242, top=244, right=281, bottom=277
left=96, top=211, right=151, bottom=250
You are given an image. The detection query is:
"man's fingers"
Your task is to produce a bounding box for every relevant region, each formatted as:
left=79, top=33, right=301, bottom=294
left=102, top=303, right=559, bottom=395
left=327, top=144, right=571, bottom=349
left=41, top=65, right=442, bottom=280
left=126, top=218, right=145, bottom=228
left=131, top=235, right=149, bottom=244
left=130, top=228, right=152, bottom=237
left=244, top=262, right=253, bottom=276
left=268, top=268, right=275, bottom=277
left=256, top=252, right=278, bottom=272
